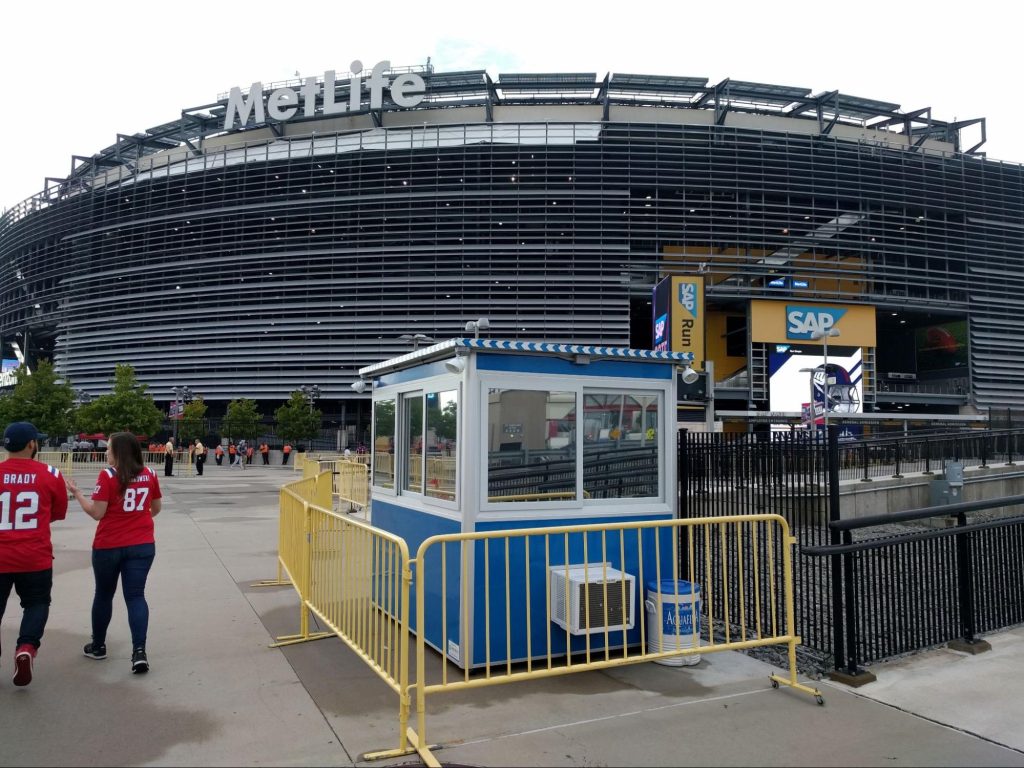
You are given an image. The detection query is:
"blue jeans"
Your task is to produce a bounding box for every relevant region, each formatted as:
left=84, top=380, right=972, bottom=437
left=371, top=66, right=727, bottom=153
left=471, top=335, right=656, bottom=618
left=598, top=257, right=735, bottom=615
left=91, top=543, right=155, bottom=649
left=0, top=568, right=52, bottom=654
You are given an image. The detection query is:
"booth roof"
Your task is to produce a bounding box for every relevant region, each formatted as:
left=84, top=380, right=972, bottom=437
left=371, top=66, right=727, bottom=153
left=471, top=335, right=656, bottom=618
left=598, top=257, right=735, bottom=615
left=357, top=337, right=695, bottom=379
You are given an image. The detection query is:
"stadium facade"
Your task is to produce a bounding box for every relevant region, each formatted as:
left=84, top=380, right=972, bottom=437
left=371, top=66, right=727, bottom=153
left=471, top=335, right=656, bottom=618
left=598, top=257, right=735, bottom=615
left=2, top=61, right=1022, bottom=435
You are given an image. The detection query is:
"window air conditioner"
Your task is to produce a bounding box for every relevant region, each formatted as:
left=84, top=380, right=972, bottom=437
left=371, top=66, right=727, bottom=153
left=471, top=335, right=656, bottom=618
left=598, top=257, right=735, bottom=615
left=549, top=563, right=636, bottom=635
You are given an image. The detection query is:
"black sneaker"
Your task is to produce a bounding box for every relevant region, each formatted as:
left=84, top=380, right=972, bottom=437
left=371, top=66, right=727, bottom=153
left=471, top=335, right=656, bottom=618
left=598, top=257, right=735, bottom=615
left=131, top=647, right=149, bottom=674
left=83, top=642, right=107, bottom=660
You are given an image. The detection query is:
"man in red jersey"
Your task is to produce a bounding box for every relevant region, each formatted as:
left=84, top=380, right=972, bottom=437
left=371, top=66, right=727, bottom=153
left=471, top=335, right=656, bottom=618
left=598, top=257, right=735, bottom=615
left=0, top=421, right=69, bottom=687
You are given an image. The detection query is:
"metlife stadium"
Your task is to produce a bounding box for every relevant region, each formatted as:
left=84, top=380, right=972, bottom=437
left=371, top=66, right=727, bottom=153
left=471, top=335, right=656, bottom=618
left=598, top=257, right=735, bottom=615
left=1, top=60, right=1022, bottom=432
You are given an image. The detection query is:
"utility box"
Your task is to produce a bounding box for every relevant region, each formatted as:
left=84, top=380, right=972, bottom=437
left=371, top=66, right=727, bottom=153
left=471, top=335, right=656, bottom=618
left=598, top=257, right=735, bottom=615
left=929, top=461, right=965, bottom=509
left=944, top=460, right=964, bottom=487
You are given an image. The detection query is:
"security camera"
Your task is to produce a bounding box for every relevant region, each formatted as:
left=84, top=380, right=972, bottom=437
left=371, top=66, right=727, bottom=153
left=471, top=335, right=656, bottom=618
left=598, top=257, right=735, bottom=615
left=351, top=380, right=369, bottom=393
left=680, top=366, right=700, bottom=385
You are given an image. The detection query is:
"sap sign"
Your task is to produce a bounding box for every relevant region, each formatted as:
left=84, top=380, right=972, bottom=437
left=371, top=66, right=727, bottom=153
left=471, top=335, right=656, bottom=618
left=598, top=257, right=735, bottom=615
left=678, top=281, right=698, bottom=318
left=786, top=306, right=847, bottom=339
left=653, top=313, right=668, bottom=350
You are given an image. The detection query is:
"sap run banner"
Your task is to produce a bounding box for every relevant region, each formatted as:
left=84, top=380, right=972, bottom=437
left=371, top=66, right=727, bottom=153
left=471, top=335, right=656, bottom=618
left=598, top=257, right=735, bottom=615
left=652, top=275, right=705, bottom=367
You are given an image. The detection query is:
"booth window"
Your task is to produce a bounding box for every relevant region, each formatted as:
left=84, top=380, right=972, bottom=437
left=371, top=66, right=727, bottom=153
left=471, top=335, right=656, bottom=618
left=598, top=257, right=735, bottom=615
left=402, top=392, right=425, bottom=494
left=425, top=389, right=458, bottom=501
left=582, top=391, right=661, bottom=499
left=486, top=388, right=576, bottom=502
left=372, top=398, right=396, bottom=488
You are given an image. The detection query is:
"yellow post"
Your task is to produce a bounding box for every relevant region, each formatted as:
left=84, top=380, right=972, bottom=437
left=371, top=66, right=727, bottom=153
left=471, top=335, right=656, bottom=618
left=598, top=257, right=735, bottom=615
left=768, top=526, right=824, bottom=704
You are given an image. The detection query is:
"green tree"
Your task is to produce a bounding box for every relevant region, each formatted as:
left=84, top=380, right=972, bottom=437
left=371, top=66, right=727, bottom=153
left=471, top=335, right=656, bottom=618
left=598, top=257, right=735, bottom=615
left=74, top=364, right=164, bottom=437
left=222, top=398, right=261, bottom=441
left=274, top=391, right=322, bottom=446
left=0, top=359, right=76, bottom=442
left=433, top=398, right=458, bottom=441
left=178, top=398, right=208, bottom=445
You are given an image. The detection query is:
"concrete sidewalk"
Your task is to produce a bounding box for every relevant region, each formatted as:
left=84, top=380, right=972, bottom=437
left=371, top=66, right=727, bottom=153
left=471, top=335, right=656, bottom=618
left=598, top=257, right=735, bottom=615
left=2, top=464, right=1022, bottom=767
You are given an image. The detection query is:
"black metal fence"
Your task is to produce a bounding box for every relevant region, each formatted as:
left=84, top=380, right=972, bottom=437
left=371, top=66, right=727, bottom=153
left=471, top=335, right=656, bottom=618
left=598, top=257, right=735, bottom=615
left=836, top=428, right=1024, bottom=482
left=680, top=430, right=834, bottom=662
left=679, top=427, right=1024, bottom=674
left=804, top=495, right=1024, bottom=674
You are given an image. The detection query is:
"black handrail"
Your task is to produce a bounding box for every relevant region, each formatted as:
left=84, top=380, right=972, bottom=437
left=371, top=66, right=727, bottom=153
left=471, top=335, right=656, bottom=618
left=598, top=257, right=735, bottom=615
left=804, top=494, right=1024, bottom=676
left=827, top=493, right=1024, bottom=531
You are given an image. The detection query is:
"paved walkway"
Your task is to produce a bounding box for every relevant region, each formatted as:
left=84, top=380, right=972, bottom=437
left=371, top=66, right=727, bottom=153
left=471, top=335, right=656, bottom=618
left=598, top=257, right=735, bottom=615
left=2, top=464, right=1022, bottom=767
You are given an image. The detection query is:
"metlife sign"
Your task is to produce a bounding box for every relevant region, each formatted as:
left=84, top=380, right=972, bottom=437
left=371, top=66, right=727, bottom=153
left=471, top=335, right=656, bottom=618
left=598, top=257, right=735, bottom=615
left=223, top=60, right=426, bottom=130
left=785, top=305, right=848, bottom=339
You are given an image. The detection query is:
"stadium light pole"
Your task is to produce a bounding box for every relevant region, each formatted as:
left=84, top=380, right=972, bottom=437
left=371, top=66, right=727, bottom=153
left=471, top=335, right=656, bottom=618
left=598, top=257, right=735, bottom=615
left=171, top=385, right=194, bottom=444
left=299, top=384, right=322, bottom=451
left=299, top=384, right=321, bottom=414
left=811, top=328, right=840, bottom=430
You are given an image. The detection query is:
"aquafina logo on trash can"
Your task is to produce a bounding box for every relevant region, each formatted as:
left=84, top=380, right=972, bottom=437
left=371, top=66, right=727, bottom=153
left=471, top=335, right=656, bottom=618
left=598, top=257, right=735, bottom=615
left=662, top=598, right=701, bottom=635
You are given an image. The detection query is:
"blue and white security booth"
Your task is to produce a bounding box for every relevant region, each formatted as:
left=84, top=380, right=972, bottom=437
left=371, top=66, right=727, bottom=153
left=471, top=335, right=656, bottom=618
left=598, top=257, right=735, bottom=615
left=358, top=338, right=694, bottom=669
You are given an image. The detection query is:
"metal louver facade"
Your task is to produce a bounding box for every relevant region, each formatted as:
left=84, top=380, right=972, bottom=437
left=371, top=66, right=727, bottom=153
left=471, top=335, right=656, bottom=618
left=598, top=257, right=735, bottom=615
left=1, top=67, right=1021, bottom=411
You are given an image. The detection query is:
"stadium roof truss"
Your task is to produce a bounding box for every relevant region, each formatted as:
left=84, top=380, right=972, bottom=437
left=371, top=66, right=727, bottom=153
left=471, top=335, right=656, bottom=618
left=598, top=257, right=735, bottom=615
left=42, top=65, right=985, bottom=202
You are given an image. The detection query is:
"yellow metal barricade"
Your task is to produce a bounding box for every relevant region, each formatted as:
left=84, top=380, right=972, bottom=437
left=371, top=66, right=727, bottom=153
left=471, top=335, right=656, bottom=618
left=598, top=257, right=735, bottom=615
left=266, top=474, right=820, bottom=768
left=400, top=514, right=821, bottom=764
left=253, top=472, right=333, bottom=642
left=302, top=457, right=318, bottom=480
left=261, top=472, right=413, bottom=759
left=305, top=504, right=412, bottom=757
left=331, top=459, right=371, bottom=512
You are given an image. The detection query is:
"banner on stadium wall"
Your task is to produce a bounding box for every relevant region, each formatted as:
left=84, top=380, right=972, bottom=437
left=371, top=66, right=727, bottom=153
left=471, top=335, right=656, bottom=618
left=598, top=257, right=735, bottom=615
left=750, top=300, right=876, bottom=347
left=653, top=275, right=705, bottom=367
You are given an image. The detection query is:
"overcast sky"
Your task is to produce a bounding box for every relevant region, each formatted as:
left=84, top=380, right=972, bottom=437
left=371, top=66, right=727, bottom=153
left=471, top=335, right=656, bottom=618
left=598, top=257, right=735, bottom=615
left=2, top=0, right=1019, bottom=210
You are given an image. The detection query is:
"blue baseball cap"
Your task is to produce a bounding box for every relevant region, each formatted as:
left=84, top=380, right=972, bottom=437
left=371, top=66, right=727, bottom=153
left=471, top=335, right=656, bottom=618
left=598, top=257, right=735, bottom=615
left=4, top=421, right=39, bottom=452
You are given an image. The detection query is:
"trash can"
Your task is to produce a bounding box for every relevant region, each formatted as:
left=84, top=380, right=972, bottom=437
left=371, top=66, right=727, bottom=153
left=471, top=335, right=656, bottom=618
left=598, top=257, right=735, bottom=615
left=645, top=580, right=701, bottom=666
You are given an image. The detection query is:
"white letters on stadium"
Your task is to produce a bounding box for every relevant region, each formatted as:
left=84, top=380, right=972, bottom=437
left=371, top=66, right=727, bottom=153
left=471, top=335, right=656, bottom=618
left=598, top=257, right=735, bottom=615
left=224, top=60, right=426, bottom=130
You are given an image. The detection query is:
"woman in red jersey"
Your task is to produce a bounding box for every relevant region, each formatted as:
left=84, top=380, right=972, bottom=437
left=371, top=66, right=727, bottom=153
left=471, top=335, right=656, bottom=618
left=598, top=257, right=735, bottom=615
left=66, top=432, right=161, bottom=674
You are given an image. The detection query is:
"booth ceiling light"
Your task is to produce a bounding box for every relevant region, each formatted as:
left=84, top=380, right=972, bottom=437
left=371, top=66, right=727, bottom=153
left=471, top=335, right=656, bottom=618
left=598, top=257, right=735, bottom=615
left=680, top=366, right=700, bottom=385
left=351, top=379, right=371, bottom=393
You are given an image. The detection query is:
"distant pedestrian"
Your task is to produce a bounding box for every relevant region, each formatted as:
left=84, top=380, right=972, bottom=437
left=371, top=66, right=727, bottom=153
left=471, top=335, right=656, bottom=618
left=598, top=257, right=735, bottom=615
left=193, top=438, right=205, bottom=476
left=228, top=443, right=237, bottom=467
left=214, top=444, right=224, bottom=466
left=66, top=432, right=161, bottom=675
left=0, top=421, right=69, bottom=687
left=260, top=442, right=270, bottom=465
left=245, top=444, right=254, bottom=465
left=282, top=443, right=292, bottom=465
left=163, top=437, right=174, bottom=477
left=231, top=441, right=244, bottom=470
